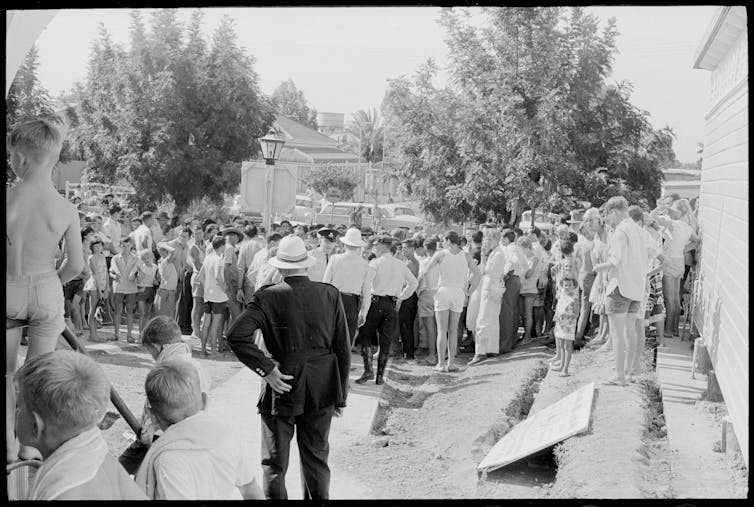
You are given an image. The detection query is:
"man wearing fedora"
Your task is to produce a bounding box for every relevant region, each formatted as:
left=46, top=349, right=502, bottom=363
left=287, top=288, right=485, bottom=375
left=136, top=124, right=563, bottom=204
left=357, top=235, right=418, bottom=384
left=306, top=227, right=339, bottom=282
left=226, top=235, right=350, bottom=500
left=323, top=227, right=374, bottom=347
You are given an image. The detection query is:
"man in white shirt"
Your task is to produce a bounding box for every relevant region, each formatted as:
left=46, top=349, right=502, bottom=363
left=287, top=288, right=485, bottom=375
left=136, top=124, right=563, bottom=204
left=322, top=228, right=374, bottom=348
left=102, top=204, right=123, bottom=257
left=236, top=225, right=265, bottom=303
left=356, top=235, right=418, bottom=384
left=136, top=360, right=264, bottom=500
left=245, top=233, right=283, bottom=302
left=594, top=197, right=648, bottom=386
left=199, top=236, right=229, bottom=357
left=152, top=211, right=169, bottom=244
left=134, top=212, right=156, bottom=257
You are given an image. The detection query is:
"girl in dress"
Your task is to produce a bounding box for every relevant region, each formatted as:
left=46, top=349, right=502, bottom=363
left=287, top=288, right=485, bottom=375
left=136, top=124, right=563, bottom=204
left=588, top=220, right=611, bottom=349
left=84, top=240, right=109, bottom=342
left=551, top=278, right=580, bottom=376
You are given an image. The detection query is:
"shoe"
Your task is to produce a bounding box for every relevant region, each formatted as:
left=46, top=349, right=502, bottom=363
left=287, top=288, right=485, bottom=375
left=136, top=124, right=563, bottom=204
left=355, top=371, right=374, bottom=384
left=468, top=355, right=487, bottom=366
left=375, top=374, right=384, bottom=385
left=404, top=354, right=415, bottom=360
left=126, top=337, right=137, bottom=344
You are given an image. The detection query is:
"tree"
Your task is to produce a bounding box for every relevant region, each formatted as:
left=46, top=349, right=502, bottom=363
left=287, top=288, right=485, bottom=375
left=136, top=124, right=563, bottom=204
left=68, top=10, right=275, bottom=213
left=6, top=45, right=62, bottom=185
left=304, top=164, right=362, bottom=201
left=346, top=108, right=384, bottom=163
left=270, top=78, right=318, bottom=129
left=383, top=7, right=676, bottom=225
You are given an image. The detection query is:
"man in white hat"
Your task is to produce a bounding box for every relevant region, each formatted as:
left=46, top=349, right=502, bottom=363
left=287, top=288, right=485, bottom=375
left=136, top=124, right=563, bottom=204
left=226, top=235, right=350, bottom=500
left=323, top=228, right=375, bottom=348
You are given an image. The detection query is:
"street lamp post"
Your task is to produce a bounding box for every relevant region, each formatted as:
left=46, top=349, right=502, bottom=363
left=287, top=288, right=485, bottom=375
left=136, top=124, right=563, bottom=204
left=258, top=129, right=285, bottom=235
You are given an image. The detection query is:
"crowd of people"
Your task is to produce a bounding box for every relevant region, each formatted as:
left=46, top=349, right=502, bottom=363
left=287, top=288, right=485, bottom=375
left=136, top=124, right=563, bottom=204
left=6, top=117, right=701, bottom=499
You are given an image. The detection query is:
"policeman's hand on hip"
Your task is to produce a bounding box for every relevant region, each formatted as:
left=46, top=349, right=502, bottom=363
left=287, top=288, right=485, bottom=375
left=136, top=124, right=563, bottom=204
left=357, top=312, right=367, bottom=328
left=264, top=366, right=294, bottom=394
left=334, top=407, right=344, bottom=418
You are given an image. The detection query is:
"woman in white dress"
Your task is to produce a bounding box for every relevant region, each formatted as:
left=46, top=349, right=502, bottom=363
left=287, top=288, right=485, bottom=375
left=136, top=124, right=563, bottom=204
left=468, top=226, right=506, bottom=365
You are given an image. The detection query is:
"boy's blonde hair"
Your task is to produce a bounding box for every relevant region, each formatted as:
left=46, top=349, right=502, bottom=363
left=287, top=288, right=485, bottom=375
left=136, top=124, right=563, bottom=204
left=139, top=249, right=154, bottom=262
left=145, top=360, right=202, bottom=423
left=15, top=350, right=109, bottom=431
left=7, top=118, right=64, bottom=162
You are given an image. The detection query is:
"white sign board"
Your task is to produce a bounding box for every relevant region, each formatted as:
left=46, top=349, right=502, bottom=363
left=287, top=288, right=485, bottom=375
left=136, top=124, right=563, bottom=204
left=478, top=382, right=595, bottom=473
left=239, top=161, right=297, bottom=214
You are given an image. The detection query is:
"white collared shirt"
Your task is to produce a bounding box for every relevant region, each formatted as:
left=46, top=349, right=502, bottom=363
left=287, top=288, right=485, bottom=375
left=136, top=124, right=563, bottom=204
left=369, top=252, right=418, bottom=301
left=605, top=218, right=648, bottom=301
left=102, top=217, right=122, bottom=255
left=503, top=243, right=528, bottom=278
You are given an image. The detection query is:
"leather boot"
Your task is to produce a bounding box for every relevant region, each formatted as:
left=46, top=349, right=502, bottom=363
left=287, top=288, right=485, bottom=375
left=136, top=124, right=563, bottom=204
left=375, top=354, right=389, bottom=385
left=355, top=347, right=374, bottom=384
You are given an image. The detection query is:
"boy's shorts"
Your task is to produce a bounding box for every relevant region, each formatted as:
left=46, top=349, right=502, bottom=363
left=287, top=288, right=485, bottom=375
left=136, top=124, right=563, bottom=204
left=63, top=278, right=85, bottom=301
left=204, top=300, right=227, bottom=314
left=605, top=287, right=640, bottom=315
left=137, top=286, right=156, bottom=303
left=434, top=286, right=465, bottom=313
left=113, top=292, right=137, bottom=307
left=7, top=271, right=65, bottom=342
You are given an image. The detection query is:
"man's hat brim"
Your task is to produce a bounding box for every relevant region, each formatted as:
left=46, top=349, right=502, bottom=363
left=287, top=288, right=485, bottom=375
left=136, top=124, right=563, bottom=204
left=268, top=254, right=317, bottom=270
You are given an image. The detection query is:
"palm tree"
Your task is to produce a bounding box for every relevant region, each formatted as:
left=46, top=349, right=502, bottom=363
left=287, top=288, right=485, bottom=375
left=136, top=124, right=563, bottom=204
left=346, top=108, right=384, bottom=163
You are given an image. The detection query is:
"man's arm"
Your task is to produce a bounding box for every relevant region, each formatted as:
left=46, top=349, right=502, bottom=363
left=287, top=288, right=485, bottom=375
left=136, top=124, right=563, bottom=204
left=358, top=264, right=375, bottom=326
left=397, top=265, right=418, bottom=302
left=57, top=206, right=84, bottom=284
left=417, top=250, right=443, bottom=283
left=226, top=302, right=291, bottom=393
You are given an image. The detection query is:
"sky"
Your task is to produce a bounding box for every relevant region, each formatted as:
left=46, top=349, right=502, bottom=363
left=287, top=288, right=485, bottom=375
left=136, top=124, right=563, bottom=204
left=26, top=6, right=719, bottom=163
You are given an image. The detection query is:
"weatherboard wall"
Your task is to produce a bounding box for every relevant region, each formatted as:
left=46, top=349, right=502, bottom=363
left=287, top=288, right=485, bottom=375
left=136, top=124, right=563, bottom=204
left=692, top=7, right=748, bottom=469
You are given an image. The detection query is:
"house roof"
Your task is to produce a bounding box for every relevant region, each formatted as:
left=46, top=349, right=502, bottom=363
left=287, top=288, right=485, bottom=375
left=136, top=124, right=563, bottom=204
left=693, top=6, right=747, bottom=70
left=274, top=115, right=359, bottom=164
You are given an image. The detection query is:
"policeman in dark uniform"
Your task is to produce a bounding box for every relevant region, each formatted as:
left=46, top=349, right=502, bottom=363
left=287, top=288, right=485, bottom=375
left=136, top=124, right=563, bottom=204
left=226, top=235, right=350, bottom=500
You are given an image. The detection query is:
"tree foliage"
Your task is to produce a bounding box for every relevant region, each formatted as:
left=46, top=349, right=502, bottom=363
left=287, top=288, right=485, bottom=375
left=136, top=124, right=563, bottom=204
left=6, top=45, right=63, bottom=185
left=271, top=78, right=318, bottom=129
left=68, top=10, right=275, bottom=212
left=304, top=164, right=362, bottom=201
left=382, top=7, right=676, bottom=225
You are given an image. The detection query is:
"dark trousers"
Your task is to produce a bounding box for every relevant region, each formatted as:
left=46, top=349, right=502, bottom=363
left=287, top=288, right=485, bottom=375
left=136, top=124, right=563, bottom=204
left=398, top=292, right=418, bottom=357
left=340, top=293, right=360, bottom=346
left=260, top=405, right=335, bottom=500
left=499, top=275, right=521, bottom=353
left=175, top=269, right=193, bottom=333
left=357, top=295, right=399, bottom=355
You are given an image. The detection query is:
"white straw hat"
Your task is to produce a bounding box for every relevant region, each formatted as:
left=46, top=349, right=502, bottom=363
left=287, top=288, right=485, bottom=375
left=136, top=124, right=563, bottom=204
left=340, top=227, right=366, bottom=247
left=268, top=235, right=317, bottom=269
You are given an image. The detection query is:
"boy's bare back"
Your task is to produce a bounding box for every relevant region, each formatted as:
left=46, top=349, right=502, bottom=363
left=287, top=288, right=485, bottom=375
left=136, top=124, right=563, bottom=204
left=6, top=180, right=79, bottom=277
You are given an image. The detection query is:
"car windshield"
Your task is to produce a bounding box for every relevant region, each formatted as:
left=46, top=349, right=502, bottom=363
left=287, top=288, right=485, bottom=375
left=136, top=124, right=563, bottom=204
left=296, top=198, right=311, bottom=207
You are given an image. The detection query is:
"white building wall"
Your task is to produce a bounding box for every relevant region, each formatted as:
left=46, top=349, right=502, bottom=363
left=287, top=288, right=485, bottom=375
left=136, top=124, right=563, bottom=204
left=694, top=23, right=748, bottom=468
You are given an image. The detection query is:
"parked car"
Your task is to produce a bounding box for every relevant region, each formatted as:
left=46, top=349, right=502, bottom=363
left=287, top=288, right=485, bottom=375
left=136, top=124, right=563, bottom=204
left=379, top=203, right=424, bottom=230
left=315, top=202, right=375, bottom=228
left=519, top=210, right=558, bottom=235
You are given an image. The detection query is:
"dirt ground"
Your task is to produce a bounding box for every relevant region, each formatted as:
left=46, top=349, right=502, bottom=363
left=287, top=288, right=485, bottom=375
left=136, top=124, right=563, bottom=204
left=330, top=343, right=556, bottom=499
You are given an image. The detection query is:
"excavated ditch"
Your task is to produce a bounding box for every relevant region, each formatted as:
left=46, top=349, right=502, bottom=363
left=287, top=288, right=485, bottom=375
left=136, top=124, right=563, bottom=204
left=475, top=361, right=558, bottom=492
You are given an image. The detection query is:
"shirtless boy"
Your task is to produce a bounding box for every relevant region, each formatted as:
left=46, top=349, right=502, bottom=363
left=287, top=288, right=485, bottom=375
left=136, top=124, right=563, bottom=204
left=6, top=119, right=84, bottom=463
